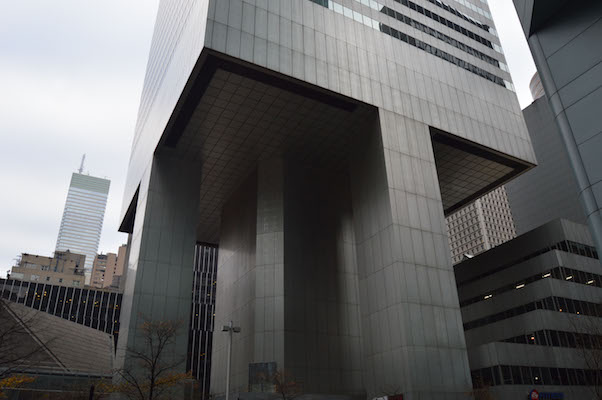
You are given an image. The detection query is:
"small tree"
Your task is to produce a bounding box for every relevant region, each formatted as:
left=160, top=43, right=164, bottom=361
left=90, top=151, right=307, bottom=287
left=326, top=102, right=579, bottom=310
left=272, top=369, right=301, bottom=400
left=0, top=298, right=47, bottom=395
left=0, top=375, right=35, bottom=398
left=570, top=313, right=602, bottom=399
left=106, top=318, right=193, bottom=400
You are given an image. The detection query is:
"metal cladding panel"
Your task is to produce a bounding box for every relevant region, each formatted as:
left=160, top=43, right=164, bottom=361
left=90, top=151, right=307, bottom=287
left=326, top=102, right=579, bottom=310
left=121, top=0, right=537, bottom=227
left=121, top=0, right=211, bottom=223
left=201, top=0, right=534, bottom=163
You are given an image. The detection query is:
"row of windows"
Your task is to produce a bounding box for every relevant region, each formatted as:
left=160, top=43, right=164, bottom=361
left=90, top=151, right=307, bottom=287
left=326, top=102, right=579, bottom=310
left=472, top=364, right=602, bottom=387
left=380, top=6, right=501, bottom=68
left=426, top=0, right=492, bottom=33
left=393, top=0, right=495, bottom=50
left=444, top=0, right=492, bottom=22
left=457, top=240, right=599, bottom=286
left=460, top=266, right=602, bottom=307
left=24, top=274, right=81, bottom=286
left=464, top=296, right=602, bottom=331
left=502, top=329, right=602, bottom=350
left=309, top=0, right=510, bottom=88
left=383, top=21, right=506, bottom=86
left=0, top=278, right=121, bottom=345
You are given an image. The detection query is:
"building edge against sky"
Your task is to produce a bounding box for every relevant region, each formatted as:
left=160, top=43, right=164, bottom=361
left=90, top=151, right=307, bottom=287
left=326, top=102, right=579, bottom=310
left=506, top=72, right=588, bottom=236
left=512, top=0, right=602, bottom=257
left=116, top=0, right=536, bottom=398
left=55, top=172, right=110, bottom=284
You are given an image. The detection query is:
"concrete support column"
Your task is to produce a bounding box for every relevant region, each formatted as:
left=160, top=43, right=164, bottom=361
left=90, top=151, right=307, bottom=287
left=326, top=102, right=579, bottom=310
left=350, top=110, right=472, bottom=399
left=116, top=151, right=201, bottom=373
left=211, top=159, right=286, bottom=396
left=254, top=158, right=286, bottom=368
left=283, top=164, right=363, bottom=396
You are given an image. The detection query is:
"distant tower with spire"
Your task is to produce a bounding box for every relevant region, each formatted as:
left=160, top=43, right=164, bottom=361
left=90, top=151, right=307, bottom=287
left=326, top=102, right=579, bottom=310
left=78, top=154, right=86, bottom=174
left=55, top=155, right=110, bottom=284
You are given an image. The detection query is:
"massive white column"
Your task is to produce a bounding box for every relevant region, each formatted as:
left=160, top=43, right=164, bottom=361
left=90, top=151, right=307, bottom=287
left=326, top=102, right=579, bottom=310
left=349, top=110, right=471, bottom=399
left=116, top=152, right=201, bottom=374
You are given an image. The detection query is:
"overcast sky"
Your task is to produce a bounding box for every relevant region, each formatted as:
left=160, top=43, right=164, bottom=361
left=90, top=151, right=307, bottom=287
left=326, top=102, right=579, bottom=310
left=0, top=0, right=536, bottom=277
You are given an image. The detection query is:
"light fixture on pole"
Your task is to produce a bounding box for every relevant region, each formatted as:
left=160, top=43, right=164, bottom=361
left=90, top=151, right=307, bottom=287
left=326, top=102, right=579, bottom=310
left=222, top=320, right=241, bottom=400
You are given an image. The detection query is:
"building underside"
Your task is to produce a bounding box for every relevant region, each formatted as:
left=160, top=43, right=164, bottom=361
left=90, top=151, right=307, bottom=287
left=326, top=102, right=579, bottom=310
left=117, top=49, right=532, bottom=399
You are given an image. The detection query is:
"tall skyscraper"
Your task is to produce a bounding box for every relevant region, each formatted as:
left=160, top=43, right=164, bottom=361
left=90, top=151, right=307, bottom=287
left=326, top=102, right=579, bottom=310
left=116, top=0, right=536, bottom=398
left=513, top=0, right=602, bottom=256
left=446, top=186, right=516, bottom=264
left=56, top=172, right=110, bottom=284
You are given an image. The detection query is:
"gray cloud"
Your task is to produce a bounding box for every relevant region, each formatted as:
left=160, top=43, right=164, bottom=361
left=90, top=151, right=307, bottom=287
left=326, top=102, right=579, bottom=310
left=0, top=1, right=159, bottom=275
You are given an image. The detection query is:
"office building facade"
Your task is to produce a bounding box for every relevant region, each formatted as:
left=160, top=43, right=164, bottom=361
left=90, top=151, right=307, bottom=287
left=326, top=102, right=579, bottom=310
left=104, top=244, right=128, bottom=291
left=90, top=245, right=128, bottom=290
left=117, top=0, right=536, bottom=398
left=10, top=250, right=86, bottom=288
left=446, top=186, right=516, bottom=264
left=513, top=0, right=602, bottom=256
left=91, top=252, right=117, bottom=288
left=455, top=219, right=601, bottom=399
left=506, top=75, right=588, bottom=236
left=0, top=277, right=122, bottom=344
left=55, top=172, right=110, bottom=284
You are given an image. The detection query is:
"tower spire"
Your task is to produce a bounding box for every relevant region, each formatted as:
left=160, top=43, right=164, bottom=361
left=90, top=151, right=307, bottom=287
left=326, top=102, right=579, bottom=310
left=78, top=154, right=86, bottom=174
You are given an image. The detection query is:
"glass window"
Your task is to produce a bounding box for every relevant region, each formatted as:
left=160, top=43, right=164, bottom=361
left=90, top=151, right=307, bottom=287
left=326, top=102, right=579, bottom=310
left=550, top=368, right=561, bottom=385
left=492, top=366, right=501, bottom=386
left=576, top=369, right=587, bottom=385
left=511, top=366, right=522, bottom=385
left=501, top=366, right=512, bottom=384
left=567, top=369, right=578, bottom=385
left=520, top=367, right=533, bottom=385
left=566, top=298, right=576, bottom=314
left=542, top=367, right=552, bottom=385
left=481, top=367, right=493, bottom=386
left=532, top=367, right=542, bottom=385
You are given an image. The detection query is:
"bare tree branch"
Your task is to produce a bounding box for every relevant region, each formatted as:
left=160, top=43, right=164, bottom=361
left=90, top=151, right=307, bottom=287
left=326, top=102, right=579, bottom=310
left=109, top=316, right=192, bottom=400
left=569, top=312, right=602, bottom=400
left=0, top=298, right=57, bottom=381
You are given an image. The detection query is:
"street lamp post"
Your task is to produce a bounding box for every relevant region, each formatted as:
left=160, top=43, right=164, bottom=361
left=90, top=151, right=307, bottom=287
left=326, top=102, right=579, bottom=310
left=222, top=320, right=241, bottom=400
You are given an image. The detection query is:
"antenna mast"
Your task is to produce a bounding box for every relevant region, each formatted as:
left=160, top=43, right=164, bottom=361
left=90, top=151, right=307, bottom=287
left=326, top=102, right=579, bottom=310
left=78, top=154, right=86, bottom=174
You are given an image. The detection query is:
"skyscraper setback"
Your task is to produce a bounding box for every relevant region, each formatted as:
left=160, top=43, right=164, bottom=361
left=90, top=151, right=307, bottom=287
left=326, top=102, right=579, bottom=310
left=55, top=172, right=110, bottom=284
